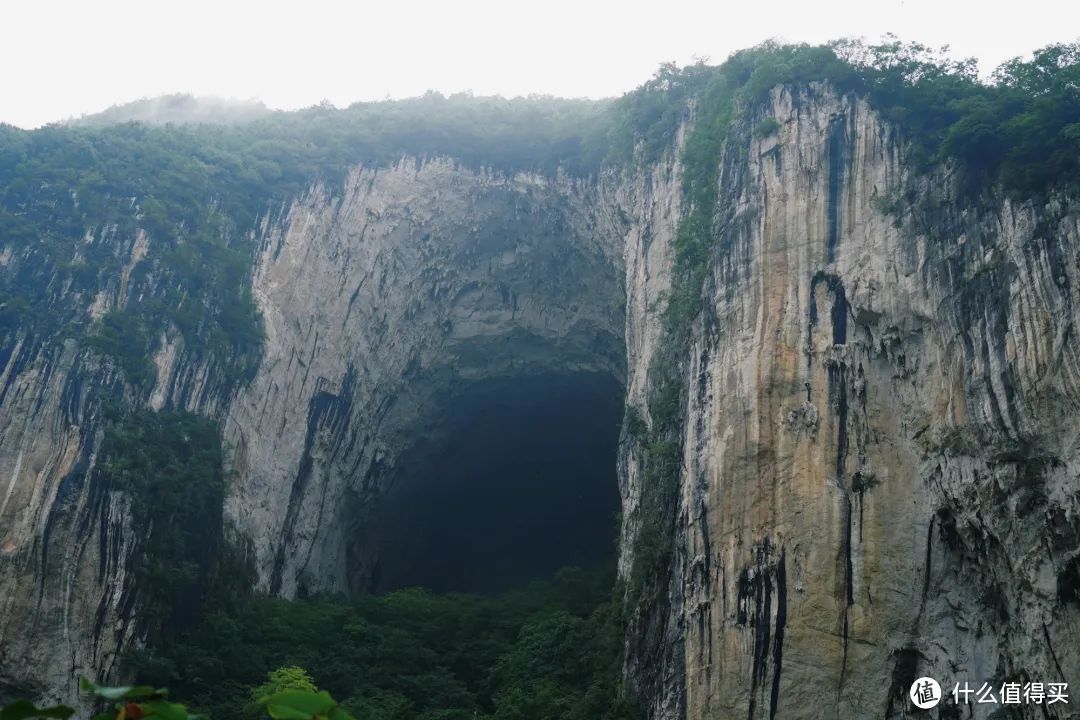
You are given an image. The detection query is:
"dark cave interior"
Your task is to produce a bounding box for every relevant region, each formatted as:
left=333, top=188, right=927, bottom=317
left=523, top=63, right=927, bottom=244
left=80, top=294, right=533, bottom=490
left=358, top=371, right=624, bottom=595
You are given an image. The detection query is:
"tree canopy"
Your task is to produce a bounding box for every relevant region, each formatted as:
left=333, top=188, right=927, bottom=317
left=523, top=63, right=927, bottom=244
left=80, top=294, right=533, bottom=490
left=129, top=566, right=638, bottom=720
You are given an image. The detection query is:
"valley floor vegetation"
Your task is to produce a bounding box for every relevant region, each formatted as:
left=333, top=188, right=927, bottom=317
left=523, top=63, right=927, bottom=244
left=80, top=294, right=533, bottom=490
left=1, top=567, right=635, bottom=720
left=127, top=566, right=639, bottom=720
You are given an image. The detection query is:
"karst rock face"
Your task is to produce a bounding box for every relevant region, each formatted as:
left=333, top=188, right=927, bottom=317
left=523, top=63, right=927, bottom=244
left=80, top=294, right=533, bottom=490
left=0, top=155, right=635, bottom=702
left=2, top=85, right=1079, bottom=719
left=220, top=159, right=632, bottom=598
left=622, top=85, right=1080, bottom=720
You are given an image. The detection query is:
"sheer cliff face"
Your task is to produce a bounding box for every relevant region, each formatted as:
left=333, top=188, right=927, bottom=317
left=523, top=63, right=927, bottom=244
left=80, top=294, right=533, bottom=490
left=222, top=158, right=629, bottom=598
left=624, top=86, right=1080, bottom=719
left=0, top=339, right=134, bottom=700
left=0, top=158, right=631, bottom=700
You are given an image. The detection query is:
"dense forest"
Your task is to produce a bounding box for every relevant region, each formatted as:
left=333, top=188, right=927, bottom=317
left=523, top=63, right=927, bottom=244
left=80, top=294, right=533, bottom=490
left=129, top=566, right=636, bottom=720
left=2, top=38, right=1079, bottom=720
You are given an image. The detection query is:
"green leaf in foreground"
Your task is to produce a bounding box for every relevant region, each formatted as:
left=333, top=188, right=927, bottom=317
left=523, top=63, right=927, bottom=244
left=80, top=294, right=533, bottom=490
left=260, top=691, right=353, bottom=720
left=141, top=701, right=194, bottom=720
left=79, top=678, right=167, bottom=701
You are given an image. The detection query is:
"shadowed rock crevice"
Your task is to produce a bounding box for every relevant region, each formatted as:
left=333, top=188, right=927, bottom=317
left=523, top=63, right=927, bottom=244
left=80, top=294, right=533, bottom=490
left=348, top=371, right=624, bottom=595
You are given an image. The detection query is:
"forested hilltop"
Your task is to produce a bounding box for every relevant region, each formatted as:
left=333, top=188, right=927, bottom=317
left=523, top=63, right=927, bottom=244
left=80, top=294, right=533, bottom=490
left=69, top=95, right=273, bottom=128
left=1, top=38, right=1079, bottom=720
left=2, top=39, right=1077, bottom=396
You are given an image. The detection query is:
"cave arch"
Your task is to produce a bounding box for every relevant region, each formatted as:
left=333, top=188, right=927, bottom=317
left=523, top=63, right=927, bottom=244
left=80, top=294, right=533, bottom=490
left=224, top=159, right=632, bottom=599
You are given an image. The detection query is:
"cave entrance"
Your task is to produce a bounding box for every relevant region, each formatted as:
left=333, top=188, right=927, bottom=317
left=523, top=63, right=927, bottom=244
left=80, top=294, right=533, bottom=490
left=356, top=371, right=623, bottom=595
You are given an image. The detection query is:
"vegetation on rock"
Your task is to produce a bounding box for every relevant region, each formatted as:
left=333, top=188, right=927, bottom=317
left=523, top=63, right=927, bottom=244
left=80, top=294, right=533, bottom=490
left=617, top=34, right=1080, bottom=615
left=95, top=409, right=250, bottom=637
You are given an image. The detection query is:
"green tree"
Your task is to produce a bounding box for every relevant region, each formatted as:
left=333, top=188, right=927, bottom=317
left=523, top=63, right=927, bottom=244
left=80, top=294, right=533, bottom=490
left=246, top=667, right=321, bottom=720
left=252, top=668, right=319, bottom=702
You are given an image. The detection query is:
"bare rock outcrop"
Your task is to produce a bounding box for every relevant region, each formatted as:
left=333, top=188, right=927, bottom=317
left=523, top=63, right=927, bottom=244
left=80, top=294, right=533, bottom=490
left=624, top=85, right=1080, bottom=719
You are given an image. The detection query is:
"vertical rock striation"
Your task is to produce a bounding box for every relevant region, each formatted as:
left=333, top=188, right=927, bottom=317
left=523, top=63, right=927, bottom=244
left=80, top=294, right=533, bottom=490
left=222, top=158, right=629, bottom=597
left=0, top=336, right=135, bottom=702
left=0, top=157, right=632, bottom=701
left=0, top=217, right=236, bottom=702
left=625, top=84, right=1080, bottom=719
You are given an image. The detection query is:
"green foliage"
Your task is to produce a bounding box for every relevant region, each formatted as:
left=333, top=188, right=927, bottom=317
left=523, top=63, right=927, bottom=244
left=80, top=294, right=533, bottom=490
left=813, top=38, right=1079, bottom=195
left=74, top=95, right=272, bottom=128
left=79, top=678, right=200, bottom=720
left=619, top=48, right=746, bottom=609
left=85, top=311, right=154, bottom=386
left=252, top=669, right=319, bottom=701
left=489, top=610, right=636, bottom=720
left=605, top=38, right=1080, bottom=195
left=80, top=678, right=170, bottom=702
left=259, top=690, right=354, bottom=720
left=75, top=676, right=353, bottom=720
left=130, top=566, right=639, bottom=720
left=754, top=117, right=781, bottom=138
left=96, top=409, right=249, bottom=637
left=0, top=120, right=267, bottom=389
left=245, top=668, right=325, bottom=720
left=2, top=41, right=1076, bottom=396
left=0, top=701, right=74, bottom=720
left=5, top=40, right=1080, bottom=718
left=622, top=405, right=647, bottom=440
left=601, top=62, right=716, bottom=164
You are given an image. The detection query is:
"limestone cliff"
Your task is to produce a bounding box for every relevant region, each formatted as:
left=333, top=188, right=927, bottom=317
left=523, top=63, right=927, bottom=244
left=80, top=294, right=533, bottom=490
left=0, top=155, right=634, bottom=701
left=620, top=84, right=1080, bottom=719
left=221, top=158, right=628, bottom=598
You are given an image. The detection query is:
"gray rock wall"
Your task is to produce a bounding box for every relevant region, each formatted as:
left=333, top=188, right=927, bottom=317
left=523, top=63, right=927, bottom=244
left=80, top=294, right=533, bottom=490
left=222, top=158, right=629, bottom=597
left=626, top=84, right=1080, bottom=719
left=0, top=155, right=635, bottom=701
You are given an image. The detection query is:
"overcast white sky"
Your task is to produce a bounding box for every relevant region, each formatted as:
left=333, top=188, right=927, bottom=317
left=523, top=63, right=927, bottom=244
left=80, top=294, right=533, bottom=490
left=2, top=0, right=1078, bottom=128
